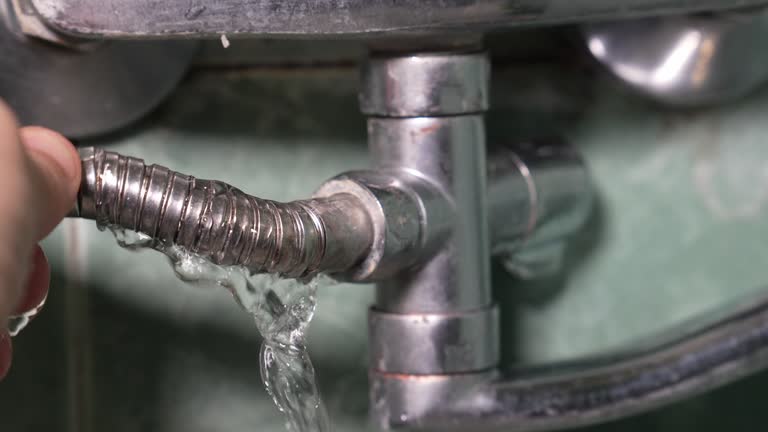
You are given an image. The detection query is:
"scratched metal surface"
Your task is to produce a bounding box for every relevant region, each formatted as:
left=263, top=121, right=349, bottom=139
left=30, top=0, right=768, bottom=38
left=4, top=36, right=768, bottom=431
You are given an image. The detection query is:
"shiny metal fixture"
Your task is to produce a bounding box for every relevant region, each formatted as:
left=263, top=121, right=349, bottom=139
left=357, top=51, right=500, bottom=428
left=56, top=2, right=768, bottom=429
left=373, top=288, right=768, bottom=431
left=70, top=147, right=374, bottom=278
left=71, top=139, right=588, bottom=283
left=26, top=0, right=768, bottom=39
left=488, top=140, right=593, bottom=279
left=5, top=0, right=767, bottom=137
left=69, top=49, right=595, bottom=431
left=584, top=8, right=768, bottom=106
left=66, top=42, right=768, bottom=431
left=0, top=3, right=197, bottom=138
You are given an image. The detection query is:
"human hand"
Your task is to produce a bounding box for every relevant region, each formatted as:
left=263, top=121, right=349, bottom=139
left=0, top=102, right=81, bottom=380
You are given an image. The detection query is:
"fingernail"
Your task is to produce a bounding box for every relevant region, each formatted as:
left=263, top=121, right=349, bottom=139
left=14, top=245, right=50, bottom=315
left=0, top=332, right=11, bottom=380
left=21, top=127, right=80, bottom=182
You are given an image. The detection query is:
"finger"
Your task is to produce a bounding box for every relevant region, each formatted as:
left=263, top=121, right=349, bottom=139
left=13, top=245, right=49, bottom=315
left=0, top=102, right=34, bottom=323
left=19, top=126, right=81, bottom=240
left=0, top=104, right=79, bottom=326
left=0, top=331, right=11, bottom=380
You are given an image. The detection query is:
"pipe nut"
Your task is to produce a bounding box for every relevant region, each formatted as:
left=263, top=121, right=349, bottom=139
left=315, top=170, right=451, bottom=282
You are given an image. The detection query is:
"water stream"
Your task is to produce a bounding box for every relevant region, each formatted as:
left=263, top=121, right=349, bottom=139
left=108, top=227, right=332, bottom=432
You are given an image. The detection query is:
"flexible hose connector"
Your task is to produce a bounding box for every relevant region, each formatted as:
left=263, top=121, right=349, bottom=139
left=70, top=147, right=373, bottom=278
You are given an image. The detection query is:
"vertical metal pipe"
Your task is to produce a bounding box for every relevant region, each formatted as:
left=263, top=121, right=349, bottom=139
left=369, top=116, right=491, bottom=313
left=362, top=50, right=500, bottom=429
left=361, top=52, right=492, bottom=315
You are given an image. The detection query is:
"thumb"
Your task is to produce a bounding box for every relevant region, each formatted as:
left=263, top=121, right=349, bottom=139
left=20, top=126, right=82, bottom=239
left=0, top=102, right=80, bottom=324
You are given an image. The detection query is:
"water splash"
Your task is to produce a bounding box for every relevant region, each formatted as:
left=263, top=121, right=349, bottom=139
left=108, top=226, right=153, bottom=250
left=7, top=299, right=45, bottom=337
left=7, top=276, right=48, bottom=337
left=108, top=226, right=332, bottom=432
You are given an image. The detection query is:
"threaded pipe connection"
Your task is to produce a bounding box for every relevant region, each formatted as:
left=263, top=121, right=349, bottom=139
left=70, top=147, right=373, bottom=278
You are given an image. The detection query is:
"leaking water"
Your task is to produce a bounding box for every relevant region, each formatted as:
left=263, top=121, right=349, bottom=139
left=7, top=301, right=45, bottom=337
left=106, top=226, right=332, bottom=432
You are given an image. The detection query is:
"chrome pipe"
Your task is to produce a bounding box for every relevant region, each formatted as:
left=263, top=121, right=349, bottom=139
left=69, top=138, right=590, bottom=283
left=368, top=114, right=492, bottom=313
left=67, top=50, right=594, bottom=430
left=357, top=50, right=501, bottom=429
left=393, top=289, right=768, bottom=431
left=70, top=147, right=374, bottom=278
left=68, top=146, right=768, bottom=430
left=362, top=51, right=492, bottom=315
left=59, top=22, right=768, bottom=430
left=488, top=139, right=594, bottom=279
left=488, top=139, right=593, bottom=253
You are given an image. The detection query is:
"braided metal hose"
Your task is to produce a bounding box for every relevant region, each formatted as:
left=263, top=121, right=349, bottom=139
left=69, top=147, right=373, bottom=278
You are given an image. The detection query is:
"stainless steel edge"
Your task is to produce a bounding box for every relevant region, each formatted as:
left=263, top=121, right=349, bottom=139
left=29, top=0, right=768, bottom=39
left=406, top=290, right=768, bottom=431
